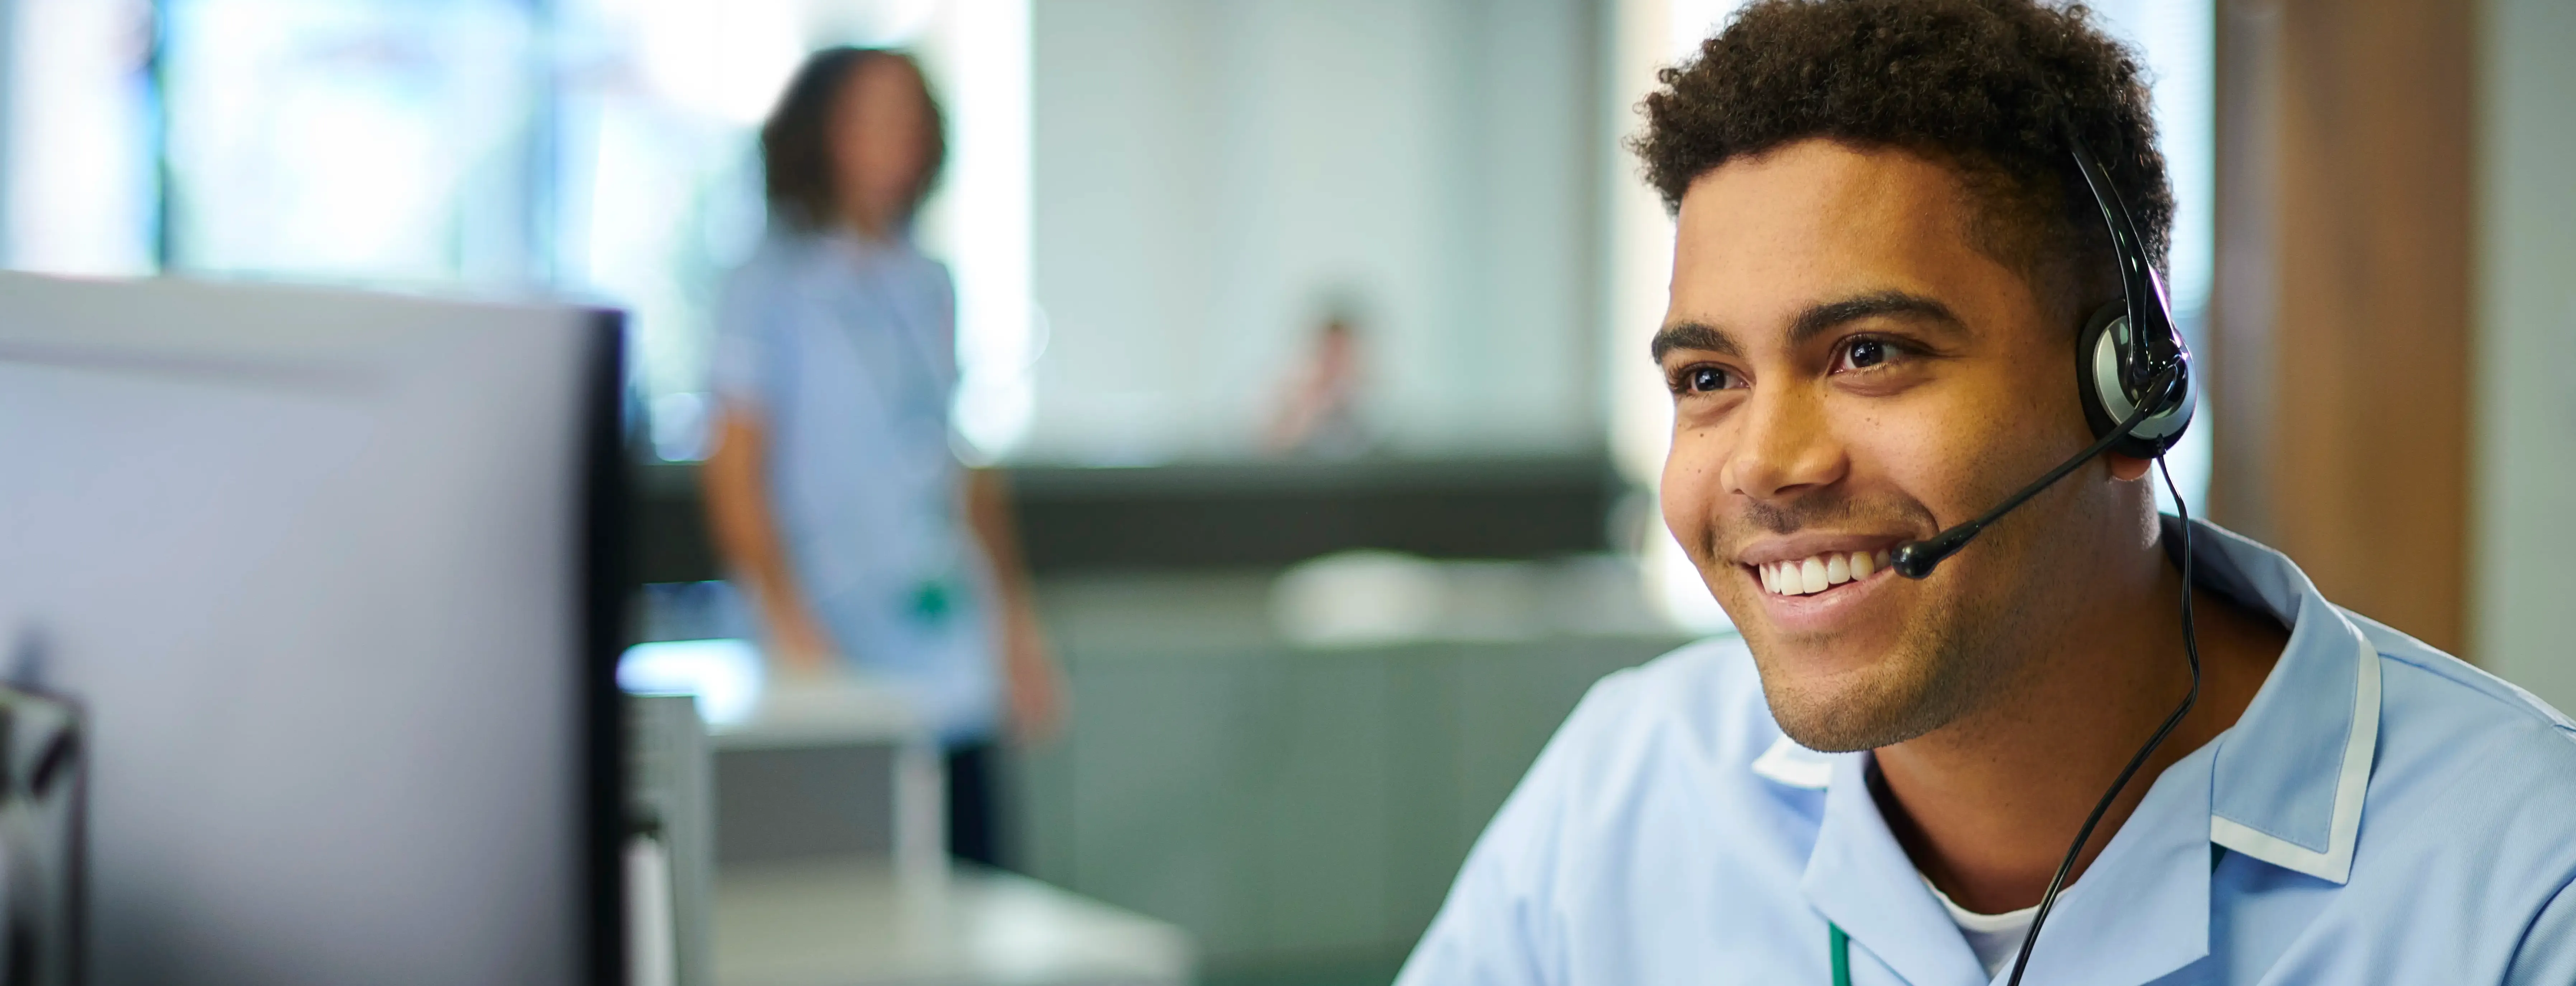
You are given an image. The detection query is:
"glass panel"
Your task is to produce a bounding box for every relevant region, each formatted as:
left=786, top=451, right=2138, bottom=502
left=545, top=0, right=793, bottom=455
left=2, top=0, right=157, bottom=276
left=160, top=0, right=542, bottom=285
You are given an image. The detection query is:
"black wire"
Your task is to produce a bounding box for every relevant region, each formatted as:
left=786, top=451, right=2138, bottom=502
left=2001, top=455, right=2204, bottom=985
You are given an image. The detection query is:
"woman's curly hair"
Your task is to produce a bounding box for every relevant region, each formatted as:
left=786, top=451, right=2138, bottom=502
left=1634, top=0, right=2171, bottom=299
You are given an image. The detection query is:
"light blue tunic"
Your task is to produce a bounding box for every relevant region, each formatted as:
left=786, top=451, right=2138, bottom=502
left=711, top=230, right=998, bottom=744
left=1399, top=518, right=2576, bottom=985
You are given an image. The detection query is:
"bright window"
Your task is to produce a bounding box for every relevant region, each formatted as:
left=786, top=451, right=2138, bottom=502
left=5, top=0, right=1034, bottom=463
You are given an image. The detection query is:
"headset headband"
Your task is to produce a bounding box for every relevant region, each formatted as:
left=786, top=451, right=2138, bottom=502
left=2057, top=117, right=2183, bottom=402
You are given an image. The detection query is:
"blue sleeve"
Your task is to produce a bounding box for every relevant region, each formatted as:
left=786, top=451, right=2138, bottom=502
left=1394, top=672, right=1637, bottom=986
left=709, top=257, right=783, bottom=413
left=2506, top=874, right=2576, bottom=986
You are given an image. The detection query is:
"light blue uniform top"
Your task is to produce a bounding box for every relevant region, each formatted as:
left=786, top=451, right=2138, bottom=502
left=1398, top=518, right=2576, bottom=985
left=711, top=230, right=998, bottom=745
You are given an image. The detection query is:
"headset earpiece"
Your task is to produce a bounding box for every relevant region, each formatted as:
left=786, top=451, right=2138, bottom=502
left=2074, top=299, right=2194, bottom=461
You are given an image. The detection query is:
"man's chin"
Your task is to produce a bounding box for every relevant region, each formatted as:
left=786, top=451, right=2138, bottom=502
left=1723, top=557, right=2016, bottom=753
left=1730, top=612, right=1902, bottom=686
left=1746, top=639, right=1954, bottom=754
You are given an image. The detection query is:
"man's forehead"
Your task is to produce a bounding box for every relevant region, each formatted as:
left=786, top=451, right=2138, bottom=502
left=1661, top=139, right=2020, bottom=353
left=1673, top=142, right=1983, bottom=281
left=1683, top=138, right=1974, bottom=219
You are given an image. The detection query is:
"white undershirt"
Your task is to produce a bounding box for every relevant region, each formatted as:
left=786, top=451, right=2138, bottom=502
left=1922, top=873, right=2039, bottom=979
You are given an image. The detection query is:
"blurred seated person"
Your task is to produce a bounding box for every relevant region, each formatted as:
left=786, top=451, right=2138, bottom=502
left=1264, top=307, right=1371, bottom=457
left=702, top=47, right=1061, bottom=870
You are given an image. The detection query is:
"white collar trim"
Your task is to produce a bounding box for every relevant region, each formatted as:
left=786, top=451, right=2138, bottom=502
left=1751, top=733, right=1834, bottom=789
left=2207, top=626, right=2381, bottom=884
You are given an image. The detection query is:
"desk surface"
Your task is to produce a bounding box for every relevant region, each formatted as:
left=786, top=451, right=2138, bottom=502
left=714, top=856, right=1194, bottom=986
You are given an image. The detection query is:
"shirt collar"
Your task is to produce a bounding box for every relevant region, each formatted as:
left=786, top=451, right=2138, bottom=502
left=1800, top=752, right=1991, bottom=986
left=1759, top=517, right=2382, bottom=982
left=1791, top=741, right=2224, bottom=986
left=2189, top=516, right=2381, bottom=884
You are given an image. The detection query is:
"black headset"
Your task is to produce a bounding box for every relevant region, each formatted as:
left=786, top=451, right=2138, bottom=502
left=1886, top=120, right=2195, bottom=580
left=2068, top=119, right=2195, bottom=461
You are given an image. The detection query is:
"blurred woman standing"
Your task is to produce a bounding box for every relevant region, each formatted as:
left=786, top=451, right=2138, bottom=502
left=703, top=47, right=1061, bottom=869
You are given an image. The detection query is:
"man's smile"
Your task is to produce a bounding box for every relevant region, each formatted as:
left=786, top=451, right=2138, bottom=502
left=1726, top=532, right=1912, bottom=636
left=1752, top=546, right=1894, bottom=596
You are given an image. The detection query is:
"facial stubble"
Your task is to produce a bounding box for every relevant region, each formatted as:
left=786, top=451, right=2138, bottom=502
left=1751, top=573, right=2032, bottom=753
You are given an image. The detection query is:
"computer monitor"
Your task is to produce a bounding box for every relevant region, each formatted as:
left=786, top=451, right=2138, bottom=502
left=0, top=273, right=626, bottom=984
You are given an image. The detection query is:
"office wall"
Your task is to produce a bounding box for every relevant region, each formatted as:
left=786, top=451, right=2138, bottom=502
left=2209, top=0, right=2474, bottom=654
left=2473, top=0, right=2576, bottom=709
left=0, top=0, right=13, bottom=256
left=1026, top=0, right=1603, bottom=464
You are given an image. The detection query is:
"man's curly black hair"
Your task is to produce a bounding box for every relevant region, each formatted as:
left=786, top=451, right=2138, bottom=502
left=1634, top=0, right=2170, bottom=308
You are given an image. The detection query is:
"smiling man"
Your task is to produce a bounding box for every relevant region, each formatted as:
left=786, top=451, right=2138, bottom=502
left=1395, top=2, right=2576, bottom=984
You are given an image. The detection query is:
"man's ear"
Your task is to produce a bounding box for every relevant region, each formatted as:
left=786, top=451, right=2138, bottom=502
left=2106, top=453, right=2153, bottom=482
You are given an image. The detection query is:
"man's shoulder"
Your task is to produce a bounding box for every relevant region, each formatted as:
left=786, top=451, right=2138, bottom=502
left=1462, top=632, right=1819, bottom=903
left=1568, top=632, right=1768, bottom=732
left=1399, top=635, right=1821, bottom=985
left=2349, top=609, right=2576, bottom=869
left=2356, top=607, right=2576, bottom=767
left=1539, top=635, right=1801, bottom=807
left=2356, top=608, right=2572, bottom=722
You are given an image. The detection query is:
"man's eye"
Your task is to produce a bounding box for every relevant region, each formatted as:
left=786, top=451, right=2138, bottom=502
left=1836, top=337, right=1895, bottom=372
left=1678, top=365, right=1737, bottom=393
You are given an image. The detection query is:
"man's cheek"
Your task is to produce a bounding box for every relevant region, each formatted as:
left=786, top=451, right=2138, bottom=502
left=1659, top=444, right=1726, bottom=558
left=1658, top=497, right=1705, bottom=568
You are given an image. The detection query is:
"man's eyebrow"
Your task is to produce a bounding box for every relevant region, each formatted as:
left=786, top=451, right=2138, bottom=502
left=1786, top=290, right=1967, bottom=347
left=1649, top=291, right=1966, bottom=364
left=1648, top=321, right=1739, bottom=362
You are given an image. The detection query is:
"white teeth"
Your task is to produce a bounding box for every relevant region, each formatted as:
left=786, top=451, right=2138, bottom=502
left=1759, top=550, right=1888, bottom=596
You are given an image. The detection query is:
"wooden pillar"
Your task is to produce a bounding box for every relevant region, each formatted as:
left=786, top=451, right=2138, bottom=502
left=2208, top=0, right=2475, bottom=654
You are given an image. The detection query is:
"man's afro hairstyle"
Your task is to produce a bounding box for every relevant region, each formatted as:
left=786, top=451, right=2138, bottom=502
left=1633, top=0, right=2173, bottom=280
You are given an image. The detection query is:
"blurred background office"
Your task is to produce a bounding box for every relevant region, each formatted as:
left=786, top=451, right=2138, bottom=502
left=2, top=0, right=2568, bottom=983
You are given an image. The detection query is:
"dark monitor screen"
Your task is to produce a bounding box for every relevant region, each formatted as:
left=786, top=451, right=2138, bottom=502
left=0, top=274, right=625, bottom=985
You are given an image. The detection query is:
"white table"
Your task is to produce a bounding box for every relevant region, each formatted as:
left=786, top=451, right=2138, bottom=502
left=714, top=855, right=1194, bottom=986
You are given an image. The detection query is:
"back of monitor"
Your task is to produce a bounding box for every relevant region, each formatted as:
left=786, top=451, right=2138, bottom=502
left=0, top=274, right=624, bottom=985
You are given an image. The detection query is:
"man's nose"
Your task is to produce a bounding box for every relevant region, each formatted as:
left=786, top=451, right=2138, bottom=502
left=1719, top=385, right=1848, bottom=502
